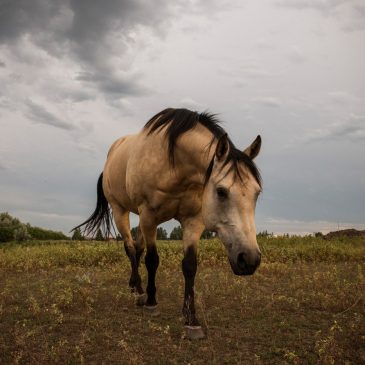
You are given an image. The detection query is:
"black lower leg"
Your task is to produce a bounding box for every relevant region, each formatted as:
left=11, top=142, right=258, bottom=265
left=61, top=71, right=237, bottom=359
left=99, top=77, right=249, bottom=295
left=124, top=242, right=143, bottom=294
left=182, top=246, right=200, bottom=326
left=135, top=226, right=145, bottom=267
left=135, top=244, right=144, bottom=268
left=145, top=246, right=159, bottom=306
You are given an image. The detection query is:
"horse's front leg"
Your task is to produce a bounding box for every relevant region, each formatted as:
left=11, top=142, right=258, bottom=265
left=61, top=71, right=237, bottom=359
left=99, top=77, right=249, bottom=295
left=139, top=210, right=159, bottom=314
left=128, top=225, right=145, bottom=292
left=181, top=217, right=205, bottom=340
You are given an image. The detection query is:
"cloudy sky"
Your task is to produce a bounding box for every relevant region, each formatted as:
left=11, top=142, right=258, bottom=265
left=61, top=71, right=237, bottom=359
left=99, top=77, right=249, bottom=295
left=0, top=0, right=364, bottom=235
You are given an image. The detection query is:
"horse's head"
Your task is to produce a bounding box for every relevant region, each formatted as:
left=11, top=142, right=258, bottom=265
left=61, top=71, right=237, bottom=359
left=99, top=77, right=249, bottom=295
left=202, top=134, right=262, bottom=276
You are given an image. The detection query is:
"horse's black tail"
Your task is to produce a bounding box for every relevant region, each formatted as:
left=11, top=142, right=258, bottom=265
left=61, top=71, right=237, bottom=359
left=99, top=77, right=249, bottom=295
left=71, top=173, right=115, bottom=238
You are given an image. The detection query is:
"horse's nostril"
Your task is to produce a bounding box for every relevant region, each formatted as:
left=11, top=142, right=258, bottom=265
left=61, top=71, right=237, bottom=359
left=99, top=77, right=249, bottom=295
left=237, top=252, right=247, bottom=270
left=236, top=251, right=261, bottom=275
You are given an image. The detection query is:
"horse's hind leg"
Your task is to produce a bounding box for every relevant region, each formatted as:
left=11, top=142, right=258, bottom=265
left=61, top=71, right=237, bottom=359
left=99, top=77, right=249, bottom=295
left=127, top=225, right=146, bottom=296
left=110, top=203, right=145, bottom=300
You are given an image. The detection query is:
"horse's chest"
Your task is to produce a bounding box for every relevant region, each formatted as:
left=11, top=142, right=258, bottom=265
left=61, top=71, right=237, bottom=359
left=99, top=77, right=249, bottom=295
left=141, top=186, right=202, bottom=223
left=176, top=191, right=202, bottom=218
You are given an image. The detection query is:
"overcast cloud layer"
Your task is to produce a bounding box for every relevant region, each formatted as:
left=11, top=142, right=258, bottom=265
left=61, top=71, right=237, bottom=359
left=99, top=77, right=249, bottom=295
left=1, top=0, right=364, bottom=235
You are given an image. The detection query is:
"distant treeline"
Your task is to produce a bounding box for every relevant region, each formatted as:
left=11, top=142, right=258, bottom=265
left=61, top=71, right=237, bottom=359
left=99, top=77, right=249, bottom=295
left=0, top=212, right=216, bottom=243
left=0, top=212, right=68, bottom=242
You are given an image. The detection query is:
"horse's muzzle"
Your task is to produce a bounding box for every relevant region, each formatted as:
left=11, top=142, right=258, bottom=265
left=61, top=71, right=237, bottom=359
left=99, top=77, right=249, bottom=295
left=230, top=250, right=261, bottom=276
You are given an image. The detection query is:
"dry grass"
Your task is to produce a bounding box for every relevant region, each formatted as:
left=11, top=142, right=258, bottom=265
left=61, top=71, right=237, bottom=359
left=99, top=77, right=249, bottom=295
left=0, top=237, right=364, bottom=364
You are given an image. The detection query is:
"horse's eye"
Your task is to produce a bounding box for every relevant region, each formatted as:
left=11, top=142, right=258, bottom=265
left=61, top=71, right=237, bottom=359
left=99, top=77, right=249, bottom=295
left=216, top=187, right=228, bottom=199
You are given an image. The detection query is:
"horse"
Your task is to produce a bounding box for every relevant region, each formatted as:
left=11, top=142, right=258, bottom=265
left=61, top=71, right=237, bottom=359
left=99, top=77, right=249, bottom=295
left=73, top=108, right=262, bottom=340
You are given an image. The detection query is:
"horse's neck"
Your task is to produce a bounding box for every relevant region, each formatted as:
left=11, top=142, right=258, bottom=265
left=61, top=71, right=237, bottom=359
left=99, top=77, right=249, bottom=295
left=175, top=124, right=217, bottom=184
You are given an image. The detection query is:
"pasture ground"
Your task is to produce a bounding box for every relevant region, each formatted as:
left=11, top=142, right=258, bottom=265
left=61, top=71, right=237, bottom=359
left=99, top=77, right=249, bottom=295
left=0, top=237, right=364, bottom=364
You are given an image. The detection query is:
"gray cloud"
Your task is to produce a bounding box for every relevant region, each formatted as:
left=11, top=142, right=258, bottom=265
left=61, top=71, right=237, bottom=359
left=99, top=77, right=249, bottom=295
left=57, top=89, right=94, bottom=103
left=67, top=0, right=174, bottom=44
left=305, top=114, right=365, bottom=143
left=276, top=0, right=365, bottom=32
left=333, top=115, right=365, bottom=140
left=0, top=0, right=65, bottom=42
left=287, top=47, right=307, bottom=64
left=26, top=100, right=76, bottom=131
left=1, top=0, right=226, bottom=101
left=254, top=97, right=282, bottom=108
left=328, top=91, right=359, bottom=105
left=65, top=0, right=174, bottom=98
left=342, top=22, right=365, bottom=32
left=276, top=0, right=348, bottom=13
left=0, top=0, right=227, bottom=101
left=218, top=65, right=278, bottom=82
left=75, top=71, right=147, bottom=98
left=178, top=98, right=203, bottom=110
left=341, top=3, right=365, bottom=32
left=0, top=0, right=182, bottom=99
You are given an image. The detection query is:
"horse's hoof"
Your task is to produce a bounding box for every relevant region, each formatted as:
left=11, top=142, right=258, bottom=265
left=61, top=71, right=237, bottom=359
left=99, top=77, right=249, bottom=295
left=144, top=305, right=160, bottom=317
left=184, top=326, right=206, bottom=340
left=135, top=293, right=147, bottom=306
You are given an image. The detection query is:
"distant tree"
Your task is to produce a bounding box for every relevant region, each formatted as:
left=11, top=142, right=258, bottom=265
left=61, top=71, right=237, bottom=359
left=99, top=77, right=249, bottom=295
left=0, top=212, right=69, bottom=242
left=0, top=226, right=13, bottom=242
left=72, top=227, right=84, bottom=241
left=0, top=212, right=13, bottom=227
left=257, top=230, right=273, bottom=238
left=0, top=212, right=30, bottom=242
left=170, top=225, right=183, bottom=240
left=201, top=229, right=213, bottom=239
left=95, top=228, right=104, bottom=241
left=130, top=226, right=138, bottom=240
left=26, top=223, right=68, bottom=240
left=314, top=232, right=324, bottom=238
left=156, top=227, right=168, bottom=240
left=14, top=225, right=31, bottom=242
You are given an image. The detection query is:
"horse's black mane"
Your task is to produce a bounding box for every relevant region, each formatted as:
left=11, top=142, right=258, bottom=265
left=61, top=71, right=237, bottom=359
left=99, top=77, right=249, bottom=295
left=144, top=108, right=261, bottom=187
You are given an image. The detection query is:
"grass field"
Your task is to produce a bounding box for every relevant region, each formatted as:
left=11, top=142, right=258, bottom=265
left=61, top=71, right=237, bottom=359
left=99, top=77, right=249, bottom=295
left=0, top=237, right=364, bottom=364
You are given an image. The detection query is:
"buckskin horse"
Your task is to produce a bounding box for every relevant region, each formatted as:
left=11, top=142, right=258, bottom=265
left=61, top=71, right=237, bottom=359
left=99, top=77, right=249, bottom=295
left=73, top=108, right=262, bottom=339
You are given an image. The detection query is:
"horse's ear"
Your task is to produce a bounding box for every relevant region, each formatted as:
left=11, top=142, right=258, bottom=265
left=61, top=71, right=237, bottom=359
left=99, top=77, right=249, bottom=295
left=216, top=133, right=230, bottom=161
left=243, top=135, right=261, bottom=160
